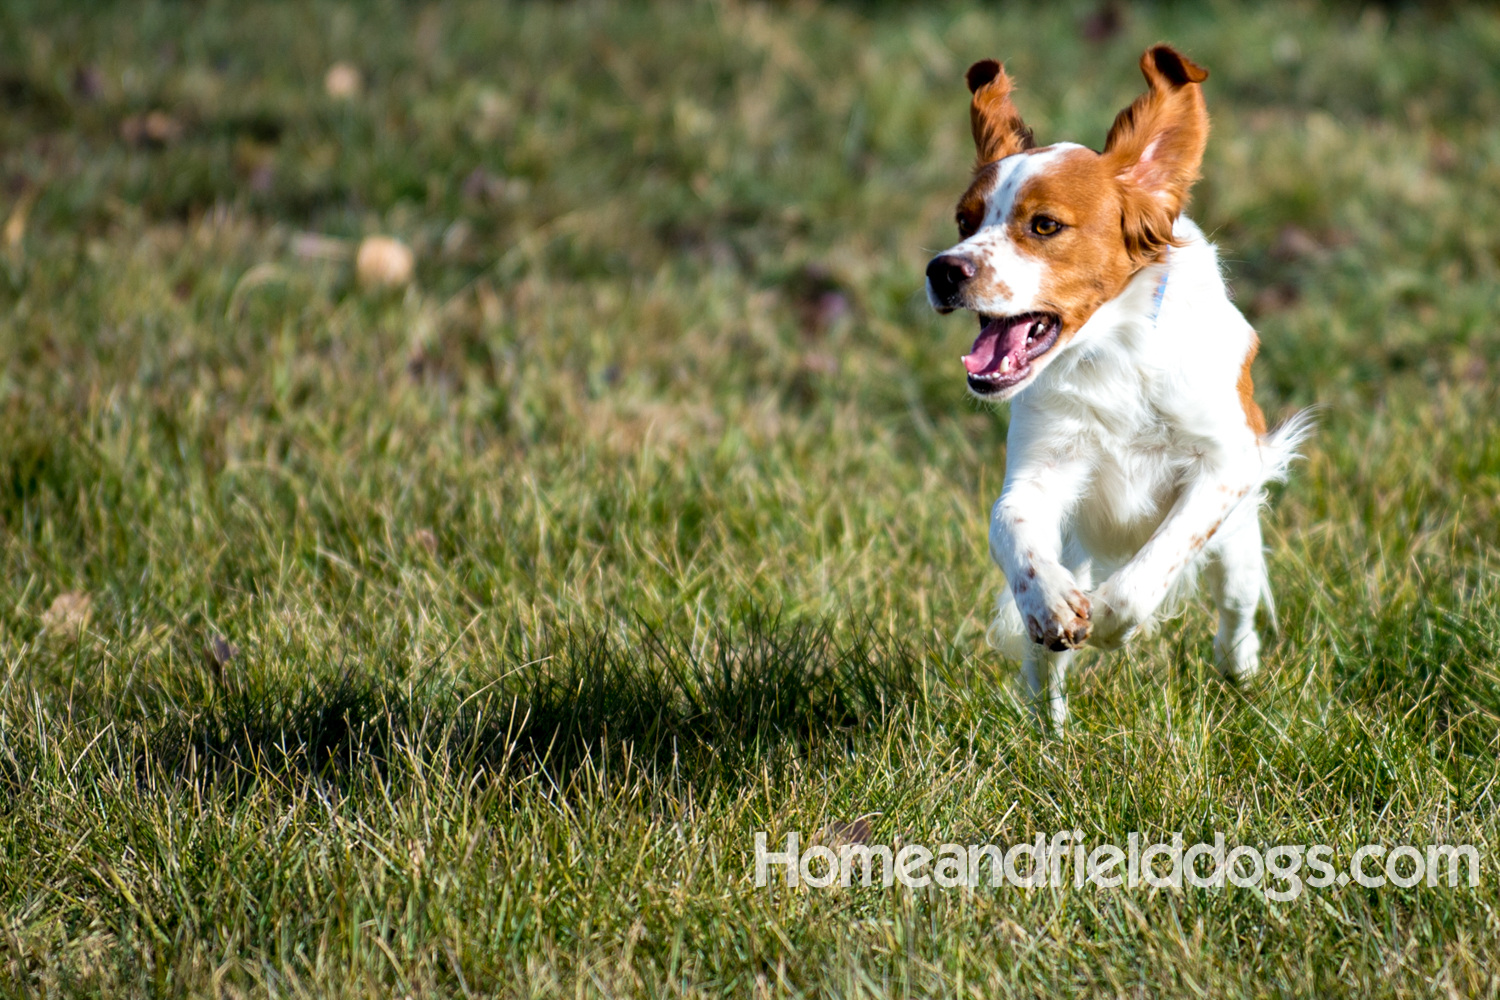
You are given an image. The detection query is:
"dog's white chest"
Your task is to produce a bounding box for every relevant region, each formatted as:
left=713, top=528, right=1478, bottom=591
left=1012, top=352, right=1193, bottom=564
left=1072, top=442, right=1185, bottom=562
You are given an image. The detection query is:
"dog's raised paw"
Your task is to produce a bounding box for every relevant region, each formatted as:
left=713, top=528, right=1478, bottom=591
left=1086, top=581, right=1148, bottom=650
left=1025, top=590, right=1091, bottom=650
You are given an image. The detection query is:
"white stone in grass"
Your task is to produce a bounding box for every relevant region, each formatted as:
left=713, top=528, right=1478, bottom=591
left=356, top=236, right=414, bottom=288
left=411, top=528, right=438, bottom=555
left=324, top=62, right=363, bottom=99
left=42, top=591, right=92, bottom=638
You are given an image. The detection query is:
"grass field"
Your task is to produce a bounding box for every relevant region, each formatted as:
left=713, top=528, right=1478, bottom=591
left=3, top=0, right=1500, bottom=995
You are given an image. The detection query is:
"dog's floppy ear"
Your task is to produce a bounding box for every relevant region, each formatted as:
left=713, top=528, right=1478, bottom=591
left=1103, top=45, right=1209, bottom=262
left=967, top=59, right=1034, bottom=168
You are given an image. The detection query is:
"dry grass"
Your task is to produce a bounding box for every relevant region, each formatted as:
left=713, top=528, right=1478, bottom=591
left=1, top=1, right=1499, bottom=996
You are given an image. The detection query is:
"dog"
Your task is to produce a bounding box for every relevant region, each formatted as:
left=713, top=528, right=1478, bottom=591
left=925, top=45, right=1310, bottom=727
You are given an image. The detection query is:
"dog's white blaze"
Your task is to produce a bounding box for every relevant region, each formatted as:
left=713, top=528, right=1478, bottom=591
left=986, top=144, right=1080, bottom=223
left=948, top=144, right=1082, bottom=316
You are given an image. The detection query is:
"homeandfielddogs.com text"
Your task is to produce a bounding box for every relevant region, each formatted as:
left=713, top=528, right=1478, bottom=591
left=754, top=832, right=1480, bottom=902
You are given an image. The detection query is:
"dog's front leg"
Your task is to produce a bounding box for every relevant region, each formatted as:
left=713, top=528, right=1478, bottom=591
left=1088, top=469, right=1256, bottom=649
left=988, top=459, right=1092, bottom=652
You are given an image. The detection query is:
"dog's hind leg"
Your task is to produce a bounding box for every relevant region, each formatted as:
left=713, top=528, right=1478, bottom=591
left=1203, top=507, right=1267, bottom=684
left=1021, top=645, right=1074, bottom=731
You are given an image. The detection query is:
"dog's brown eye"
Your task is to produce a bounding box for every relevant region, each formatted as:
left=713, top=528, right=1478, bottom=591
left=957, top=211, right=980, bottom=238
left=1031, top=216, right=1062, bottom=237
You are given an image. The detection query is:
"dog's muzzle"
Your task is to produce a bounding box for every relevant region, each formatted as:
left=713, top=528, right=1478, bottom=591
left=926, top=253, right=977, bottom=312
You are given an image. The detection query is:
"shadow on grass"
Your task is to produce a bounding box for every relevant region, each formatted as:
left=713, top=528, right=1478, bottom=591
left=141, top=608, right=929, bottom=791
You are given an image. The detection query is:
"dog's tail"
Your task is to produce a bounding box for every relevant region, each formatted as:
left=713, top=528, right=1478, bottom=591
left=1258, top=408, right=1317, bottom=486
left=1253, top=408, right=1317, bottom=629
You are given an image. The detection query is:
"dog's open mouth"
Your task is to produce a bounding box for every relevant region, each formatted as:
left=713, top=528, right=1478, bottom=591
left=962, top=312, right=1062, bottom=395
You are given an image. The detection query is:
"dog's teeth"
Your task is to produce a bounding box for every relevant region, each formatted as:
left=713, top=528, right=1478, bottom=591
left=999, top=355, right=1013, bottom=374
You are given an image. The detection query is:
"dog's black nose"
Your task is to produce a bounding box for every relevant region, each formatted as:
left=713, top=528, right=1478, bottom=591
left=927, top=254, right=977, bottom=302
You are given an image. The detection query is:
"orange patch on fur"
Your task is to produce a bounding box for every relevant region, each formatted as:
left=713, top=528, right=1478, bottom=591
left=1102, top=47, right=1210, bottom=264
left=1007, top=150, right=1140, bottom=338
left=955, top=162, right=998, bottom=237
left=967, top=60, right=1034, bottom=169
left=1238, top=336, right=1267, bottom=436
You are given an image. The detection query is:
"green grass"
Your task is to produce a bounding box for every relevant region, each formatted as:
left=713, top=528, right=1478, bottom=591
left=2, top=0, right=1499, bottom=995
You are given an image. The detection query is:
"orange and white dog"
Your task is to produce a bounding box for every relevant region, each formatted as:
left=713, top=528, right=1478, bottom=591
left=926, top=46, right=1309, bottom=726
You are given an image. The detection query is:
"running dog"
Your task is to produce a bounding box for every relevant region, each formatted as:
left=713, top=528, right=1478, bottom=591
left=925, top=45, right=1310, bottom=726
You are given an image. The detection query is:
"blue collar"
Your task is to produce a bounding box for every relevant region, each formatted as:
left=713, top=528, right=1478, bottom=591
left=1147, top=263, right=1169, bottom=325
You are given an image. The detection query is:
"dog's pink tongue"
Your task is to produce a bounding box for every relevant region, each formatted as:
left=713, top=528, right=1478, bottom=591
left=962, top=316, right=1032, bottom=376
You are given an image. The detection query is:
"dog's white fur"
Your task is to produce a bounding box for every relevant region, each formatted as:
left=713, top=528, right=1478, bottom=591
left=928, top=57, right=1310, bottom=728
left=984, top=217, right=1307, bottom=725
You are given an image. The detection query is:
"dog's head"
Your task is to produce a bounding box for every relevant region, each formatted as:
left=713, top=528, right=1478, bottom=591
left=927, top=46, right=1210, bottom=401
